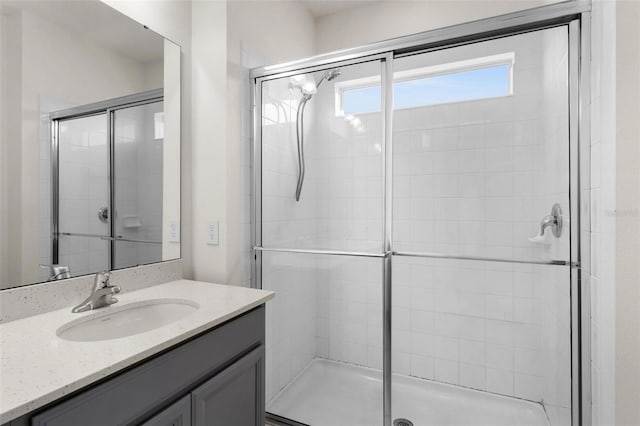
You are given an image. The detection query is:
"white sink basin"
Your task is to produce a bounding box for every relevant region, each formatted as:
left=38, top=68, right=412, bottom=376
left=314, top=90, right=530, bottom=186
left=57, top=299, right=200, bottom=342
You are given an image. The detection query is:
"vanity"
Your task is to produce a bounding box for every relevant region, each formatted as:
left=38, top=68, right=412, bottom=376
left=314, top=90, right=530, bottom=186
left=0, top=1, right=276, bottom=424
left=0, top=280, right=274, bottom=426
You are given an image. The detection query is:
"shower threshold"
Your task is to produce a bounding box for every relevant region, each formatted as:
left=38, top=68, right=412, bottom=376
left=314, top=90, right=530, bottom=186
left=267, top=358, right=549, bottom=426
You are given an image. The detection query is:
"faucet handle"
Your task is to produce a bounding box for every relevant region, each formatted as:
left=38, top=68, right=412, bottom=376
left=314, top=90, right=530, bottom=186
left=537, top=204, right=563, bottom=238
left=93, top=271, right=112, bottom=289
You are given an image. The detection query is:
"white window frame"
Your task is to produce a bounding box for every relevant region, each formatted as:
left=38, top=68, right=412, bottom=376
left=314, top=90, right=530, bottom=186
left=334, top=52, right=515, bottom=117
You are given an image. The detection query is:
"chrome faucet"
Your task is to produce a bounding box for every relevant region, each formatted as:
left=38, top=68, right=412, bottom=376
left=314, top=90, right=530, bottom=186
left=72, top=272, right=121, bottom=313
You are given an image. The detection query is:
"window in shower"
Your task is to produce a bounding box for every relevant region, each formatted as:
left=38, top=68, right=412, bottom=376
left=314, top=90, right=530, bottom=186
left=337, top=52, right=514, bottom=116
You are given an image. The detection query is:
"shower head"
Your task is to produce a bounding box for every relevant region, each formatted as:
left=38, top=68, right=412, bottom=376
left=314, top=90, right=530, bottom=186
left=289, top=68, right=341, bottom=97
left=325, top=69, right=341, bottom=81
left=316, top=68, right=341, bottom=88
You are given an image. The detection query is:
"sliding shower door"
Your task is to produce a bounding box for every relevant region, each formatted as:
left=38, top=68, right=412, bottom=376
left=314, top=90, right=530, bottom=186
left=52, top=91, right=164, bottom=276
left=257, top=58, right=388, bottom=426
left=56, top=113, right=111, bottom=276
left=259, top=60, right=385, bottom=253
left=112, top=101, right=164, bottom=269
left=391, top=25, right=574, bottom=426
left=254, top=12, right=585, bottom=426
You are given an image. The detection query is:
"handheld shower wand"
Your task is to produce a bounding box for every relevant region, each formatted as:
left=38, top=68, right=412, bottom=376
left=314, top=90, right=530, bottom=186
left=290, top=69, right=341, bottom=201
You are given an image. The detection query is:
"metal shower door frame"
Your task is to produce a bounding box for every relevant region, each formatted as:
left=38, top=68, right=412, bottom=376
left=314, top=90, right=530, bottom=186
left=50, top=89, right=164, bottom=271
left=250, top=2, right=591, bottom=425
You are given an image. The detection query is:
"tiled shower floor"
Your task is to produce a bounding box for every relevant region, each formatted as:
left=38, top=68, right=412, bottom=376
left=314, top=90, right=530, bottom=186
left=267, top=358, right=549, bottom=426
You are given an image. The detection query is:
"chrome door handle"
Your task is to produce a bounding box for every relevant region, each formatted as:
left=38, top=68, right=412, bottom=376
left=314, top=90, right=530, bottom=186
left=97, top=206, right=109, bottom=223
left=539, top=203, right=563, bottom=238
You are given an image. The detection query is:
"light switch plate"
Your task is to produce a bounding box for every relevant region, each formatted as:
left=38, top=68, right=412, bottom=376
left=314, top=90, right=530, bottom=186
left=168, top=220, right=180, bottom=243
left=207, top=221, right=219, bottom=245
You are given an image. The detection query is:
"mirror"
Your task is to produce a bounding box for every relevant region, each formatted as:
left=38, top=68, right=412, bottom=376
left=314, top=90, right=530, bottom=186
left=0, top=0, right=181, bottom=289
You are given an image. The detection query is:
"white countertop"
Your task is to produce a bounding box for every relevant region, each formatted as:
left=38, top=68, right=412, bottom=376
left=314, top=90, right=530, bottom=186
left=0, top=280, right=274, bottom=424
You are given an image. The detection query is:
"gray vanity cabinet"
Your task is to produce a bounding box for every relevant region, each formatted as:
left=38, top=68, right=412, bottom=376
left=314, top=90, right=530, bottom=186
left=12, top=306, right=265, bottom=426
left=192, top=345, right=264, bottom=426
left=141, top=395, right=191, bottom=426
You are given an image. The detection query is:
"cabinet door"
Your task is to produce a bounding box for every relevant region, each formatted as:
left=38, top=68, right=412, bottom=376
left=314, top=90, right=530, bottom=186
left=192, top=346, right=264, bottom=426
left=140, top=395, right=191, bottom=426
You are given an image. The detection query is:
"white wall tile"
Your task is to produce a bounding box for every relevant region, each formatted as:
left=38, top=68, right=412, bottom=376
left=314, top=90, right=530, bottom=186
left=460, top=363, right=486, bottom=390
left=486, top=367, right=514, bottom=396
left=411, top=354, right=435, bottom=379
left=435, top=358, right=460, bottom=385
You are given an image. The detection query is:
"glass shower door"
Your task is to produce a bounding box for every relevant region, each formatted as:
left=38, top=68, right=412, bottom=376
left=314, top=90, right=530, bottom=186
left=258, top=58, right=387, bottom=426
left=391, top=26, right=573, bottom=426
left=54, top=98, right=164, bottom=277
left=57, top=113, right=110, bottom=276
left=112, top=101, right=164, bottom=269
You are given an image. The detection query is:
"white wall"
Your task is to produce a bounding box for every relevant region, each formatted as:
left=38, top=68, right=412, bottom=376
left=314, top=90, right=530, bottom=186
left=314, top=0, right=560, bottom=54
left=614, top=1, right=640, bottom=424
left=163, top=40, right=182, bottom=261
left=589, top=1, right=617, bottom=424
left=227, top=0, right=316, bottom=287
left=589, top=1, right=640, bottom=425
left=227, top=0, right=315, bottom=65
left=0, top=9, right=21, bottom=287
left=190, top=0, right=228, bottom=284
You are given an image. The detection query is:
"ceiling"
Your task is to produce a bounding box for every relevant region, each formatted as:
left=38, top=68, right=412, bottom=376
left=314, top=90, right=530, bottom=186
left=3, top=0, right=164, bottom=63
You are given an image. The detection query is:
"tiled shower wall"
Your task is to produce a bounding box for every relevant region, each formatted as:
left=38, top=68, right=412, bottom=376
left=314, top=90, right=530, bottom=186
left=113, top=102, right=163, bottom=269
left=57, top=114, right=110, bottom=277
left=261, top=79, right=320, bottom=402
left=260, top=28, right=573, bottom=425
left=261, top=60, right=385, bottom=403
left=262, top=252, right=317, bottom=403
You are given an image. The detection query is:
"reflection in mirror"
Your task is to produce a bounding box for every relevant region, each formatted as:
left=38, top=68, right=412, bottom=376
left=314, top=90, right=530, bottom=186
left=0, top=0, right=181, bottom=289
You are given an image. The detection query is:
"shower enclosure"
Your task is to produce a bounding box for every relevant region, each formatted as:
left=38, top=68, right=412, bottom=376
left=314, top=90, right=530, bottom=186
left=49, top=90, right=164, bottom=279
left=251, top=3, right=590, bottom=426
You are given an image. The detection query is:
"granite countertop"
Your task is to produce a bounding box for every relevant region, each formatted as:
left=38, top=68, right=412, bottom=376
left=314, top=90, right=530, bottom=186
left=0, top=280, right=274, bottom=424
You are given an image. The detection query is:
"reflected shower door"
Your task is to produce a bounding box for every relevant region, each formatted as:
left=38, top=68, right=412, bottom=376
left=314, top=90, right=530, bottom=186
left=391, top=26, right=573, bottom=426
left=259, top=59, right=387, bottom=426
left=112, top=101, right=164, bottom=269
left=57, top=114, right=110, bottom=276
